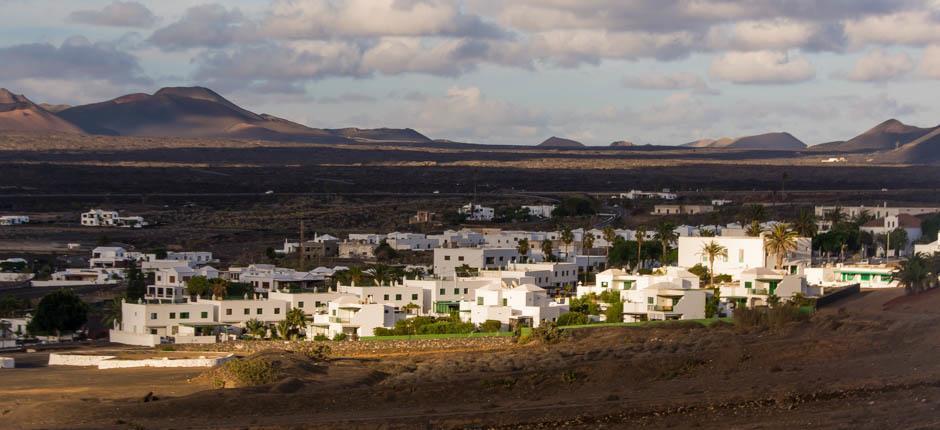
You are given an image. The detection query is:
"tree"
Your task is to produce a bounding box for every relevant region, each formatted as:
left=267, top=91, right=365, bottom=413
left=604, top=301, right=624, bottom=323
left=699, top=241, right=728, bottom=287
left=348, top=267, right=365, bottom=285
left=635, top=226, right=647, bottom=271
left=851, top=209, right=873, bottom=227
left=245, top=319, right=266, bottom=339
left=373, top=240, right=399, bottom=261
left=698, top=227, right=716, bottom=237
left=124, top=261, right=147, bottom=301
left=745, top=220, right=763, bottom=237
left=517, top=238, right=530, bottom=263
left=102, top=296, right=123, bottom=328
left=209, top=278, right=229, bottom=298
left=741, top=204, right=767, bottom=224
left=561, top=227, right=574, bottom=260
left=455, top=264, right=478, bottom=277
left=793, top=209, right=818, bottom=238
left=274, top=319, right=292, bottom=340
left=582, top=232, right=595, bottom=253
left=824, top=207, right=847, bottom=226
left=186, top=276, right=210, bottom=299
left=557, top=311, right=589, bottom=326
left=887, top=227, right=909, bottom=258
left=0, top=294, right=30, bottom=318
left=541, top=239, right=555, bottom=262
left=653, top=222, right=678, bottom=266
left=370, top=264, right=392, bottom=286
left=764, top=224, right=799, bottom=269
left=705, top=288, right=720, bottom=318
left=603, top=226, right=617, bottom=257
left=284, top=307, right=308, bottom=340
left=27, top=289, right=88, bottom=336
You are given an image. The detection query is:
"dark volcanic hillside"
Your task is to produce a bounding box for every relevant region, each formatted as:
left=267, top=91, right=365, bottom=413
left=330, top=127, right=430, bottom=142
left=538, top=136, right=585, bottom=148
left=58, top=87, right=349, bottom=143
left=0, top=89, right=83, bottom=134
left=812, top=119, right=937, bottom=153
left=880, top=127, right=940, bottom=164
left=683, top=133, right=805, bottom=150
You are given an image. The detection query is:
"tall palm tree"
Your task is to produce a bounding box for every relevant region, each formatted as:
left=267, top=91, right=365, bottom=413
left=893, top=253, right=930, bottom=295
left=741, top=204, right=767, bottom=224
left=851, top=209, right=873, bottom=227
left=653, top=222, right=678, bottom=266
left=275, top=319, right=293, bottom=340
left=635, top=226, right=647, bottom=272
left=102, top=296, right=124, bottom=328
left=582, top=232, right=595, bottom=254
left=793, top=209, right=818, bottom=238
left=541, top=239, right=555, bottom=262
left=698, top=227, right=716, bottom=237
left=699, top=241, right=728, bottom=287
left=745, top=220, right=764, bottom=237
left=517, top=238, right=530, bottom=263
left=285, top=307, right=308, bottom=338
left=764, top=224, right=799, bottom=269
left=824, top=207, right=847, bottom=226
left=603, top=226, right=617, bottom=257
left=348, top=267, right=364, bottom=285
left=560, top=227, right=574, bottom=260
left=370, top=264, right=391, bottom=286
left=209, top=278, right=229, bottom=298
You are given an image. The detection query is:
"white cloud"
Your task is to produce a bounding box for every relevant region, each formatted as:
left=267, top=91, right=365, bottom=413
left=68, top=1, right=157, bottom=28
left=708, top=19, right=819, bottom=51
left=710, top=50, right=815, bottom=84
left=844, top=10, right=940, bottom=47
left=622, top=72, right=716, bottom=94
left=842, top=49, right=914, bottom=82
left=917, top=45, right=940, bottom=78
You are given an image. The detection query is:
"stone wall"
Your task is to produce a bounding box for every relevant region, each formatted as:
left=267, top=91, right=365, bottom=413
left=170, top=336, right=515, bottom=357
left=48, top=353, right=115, bottom=366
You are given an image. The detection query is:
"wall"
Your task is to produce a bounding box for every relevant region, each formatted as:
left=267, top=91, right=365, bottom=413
left=0, top=357, right=14, bottom=368
left=48, top=353, right=116, bottom=366
left=109, top=329, right=161, bottom=346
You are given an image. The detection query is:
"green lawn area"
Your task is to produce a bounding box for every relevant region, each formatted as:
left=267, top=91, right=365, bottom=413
left=358, top=318, right=732, bottom=341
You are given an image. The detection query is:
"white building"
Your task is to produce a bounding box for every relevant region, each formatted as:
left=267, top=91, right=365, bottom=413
left=0, top=215, right=29, bottom=226
left=459, top=283, right=568, bottom=329
left=146, top=266, right=219, bottom=302
left=459, top=203, right=495, bottom=222
left=805, top=265, right=897, bottom=289
left=81, top=209, right=148, bottom=228
left=166, top=251, right=214, bottom=266
left=433, top=248, right=521, bottom=277
left=915, top=233, right=940, bottom=256
left=89, top=247, right=132, bottom=269
left=308, top=296, right=404, bottom=338
left=678, top=235, right=812, bottom=278
left=227, top=264, right=325, bottom=292
left=860, top=214, right=923, bottom=256
left=719, top=268, right=820, bottom=309
left=429, top=229, right=486, bottom=248
left=523, top=205, right=556, bottom=218
left=385, top=232, right=440, bottom=251
left=479, top=262, right=578, bottom=292
left=621, top=190, right=678, bottom=200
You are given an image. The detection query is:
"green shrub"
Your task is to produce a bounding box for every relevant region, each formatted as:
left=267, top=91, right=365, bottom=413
left=301, top=344, right=331, bottom=361
left=332, top=333, right=348, bottom=341
left=530, top=322, right=566, bottom=344
left=214, top=358, right=279, bottom=388
left=557, top=311, right=589, bottom=326
left=604, top=301, right=624, bottom=323
left=313, top=334, right=329, bottom=341
left=478, top=320, right=503, bottom=333
left=416, top=320, right=475, bottom=334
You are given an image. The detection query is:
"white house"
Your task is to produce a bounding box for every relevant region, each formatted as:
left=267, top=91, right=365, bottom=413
left=719, top=269, right=820, bottom=309
left=433, top=248, right=521, bottom=277
left=459, top=283, right=568, bottom=329
left=111, top=299, right=218, bottom=346
left=429, top=229, right=486, bottom=248
left=805, top=265, right=897, bottom=289
left=621, top=190, right=678, bottom=200
left=522, top=205, right=556, bottom=218
left=459, top=203, right=495, bottom=222
left=146, top=266, right=219, bottom=302
left=678, top=235, right=812, bottom=278
left=915, top=233, right=940, bottom=256
left=308, top=296, right=404, bottom=338
left=228, top=264, right=325, bottom=292
left=581, top=268, right=706, bottom=322
left=860, top=214, right=923, bottom=257
left=166, top=251, right=215, bottom=265
left=81, top=209, right=148, bottom=228
left=479, top=262, right=578, bottom=292
left=89, top=246, right=132, bottom=269
left=385, top=232, right=439, bottom=251
left=0, top=215, right=29, bottom=226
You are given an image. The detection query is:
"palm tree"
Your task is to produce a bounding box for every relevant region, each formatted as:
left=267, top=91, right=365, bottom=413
left=541, top=239, right=554, bottom=262
left=370, top=264, right=391, bottom=286
left=699, top=241, right=728, bottom=287
left=893, top=253, right=931, bottom=295
left=824, top=207, right=847, bottom=226
left=517, top=238, right=530, bottom=263
left=102, top=296, right=124, bottom=328
left=245, top=319, right=266, bottom=339
left=209, top=278, right=229, bottom=298
left=698, top=227, right=716, bottom=237
left=635, top=226, right=647, bottom=272
left=582, top=232, right=595, bottom=254
left=744, top=220, right=763, bottom=237
left=560, top=227, right=574, bottom=260
left=403, top=267, right=425, bottom=280
left=275, top=319, right=292, bottom=340
left=851, top=209, right=873, bottom=227
left=764, top=224, right=799, bottom=269
left=793, top=209, right=818, bottom=238
left=285, top=307, right=308, bottom=339
left=653, top=222, right=678, bottom=266
left=348, top=266, right=364, bottom=285
left=603, top=226, right=617, bottom=257
left=741, top=204, right=767, bottom=224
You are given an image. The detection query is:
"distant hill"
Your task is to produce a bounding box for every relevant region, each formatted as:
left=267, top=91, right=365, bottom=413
left=538, top=136, right=584, bottom=148
left=38, top=103, right=71, bottom=113
left=609, top=140, right=635, bottom=147
left=330, top=127, right=430, bottom=143
left=880, top=127, right=940, bottom=164
left=812, top=119, right=937, bottom=153
left=0, top=88, right=83, bottom=134
left=683, top=133, right=806, bottom=150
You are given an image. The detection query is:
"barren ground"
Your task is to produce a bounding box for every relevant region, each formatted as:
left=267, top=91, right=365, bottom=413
left=4, top=288, right=940, bottom=429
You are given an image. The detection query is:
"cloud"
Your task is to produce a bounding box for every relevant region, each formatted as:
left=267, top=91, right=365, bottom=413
left=844, top=10, right=940, bottom=47
left=149, top=4, right=252, bottom=51
left=710, top=50, right=815, bottom=84
left=67, top=1, right=157, bottom=28
left=0, top=36, right=150, bottom=85
left=841, top=49, right=914, bottom=82
left=917, top=45, right=940, bottom=78
left=622, top=72, right=716, bottom=93
left=317, top=92, right=378, bottom=104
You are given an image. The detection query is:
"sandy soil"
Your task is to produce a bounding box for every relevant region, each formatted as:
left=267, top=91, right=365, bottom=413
left=4, top=288, right=940, bottom=429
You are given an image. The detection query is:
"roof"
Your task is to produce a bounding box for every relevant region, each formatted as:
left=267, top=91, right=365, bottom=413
left=511, top=284, right=544, bottom=292
left=864, top=214, right=922, bottom=228
left=740, top=267, right=781, bottom=278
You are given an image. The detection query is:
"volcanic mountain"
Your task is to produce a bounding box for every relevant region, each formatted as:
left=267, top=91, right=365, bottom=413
left=879, top=127, right=940, bottom=164
left=812, top=119, right=937, bottom=153
left=609, top=140, right=635, bottom=147
left=0, top=89, right=83, bottom=134
left=684, top=132, right=806, bottom=150
left=538, top=136, right=585, bottom=148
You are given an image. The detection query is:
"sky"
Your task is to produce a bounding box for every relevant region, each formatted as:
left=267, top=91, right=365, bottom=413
left=2, top=0, right=940, bottom=146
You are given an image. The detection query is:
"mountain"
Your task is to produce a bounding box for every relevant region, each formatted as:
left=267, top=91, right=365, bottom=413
left=38, top=103, right=71, bottom=113
left=538, top=136, right=584, bottom=148
left=57, top=87, right=348, bottom=142
left=0, top=88, right=83, bottom=134
left=880, top=127, right=940, bottom=164
left=330, top=127, right=430, bottom=143
left=609, top=140, right=635, bottom=147
left=683, top=133, right=806, bottom=150
left=812, top=119, right=937, bottom=153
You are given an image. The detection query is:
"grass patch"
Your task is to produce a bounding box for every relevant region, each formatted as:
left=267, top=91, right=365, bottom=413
left=557, top=318, right=732, bottom=331
left=359, top=331, right=516, bottom=341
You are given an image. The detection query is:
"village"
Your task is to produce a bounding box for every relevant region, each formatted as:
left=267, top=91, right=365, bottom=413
left=3, top=193, right=939, bottom=355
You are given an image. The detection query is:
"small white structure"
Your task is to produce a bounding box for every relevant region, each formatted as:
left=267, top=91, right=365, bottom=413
left=621, top=190, right=678, bottom=200
left=915, top=233, right=940, bottom=256
left=433, top=248, right=520, bottom=277
left=711, top=199, right=733, bottom=207
left=308, top=296, right=404, bottom=338
left=0, top=215, right=29, bottom=226
left=89, top=246, right=133, bottom=269
left=81, top=209, right=148, bottom=228
left=522, top=205, right=556, bottom=218
left=479, top=262, right=578, bottom=292
left=805, top=265, right=897, bottom=289
left=459, top=283, right=567, bottom=329
left=653, top=205, right=714, bottom=216
left=459, top=203, right=495, bottom=222
left=720, top=269, right=819, bottom=308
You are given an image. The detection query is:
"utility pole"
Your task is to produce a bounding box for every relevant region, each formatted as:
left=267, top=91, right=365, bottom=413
left=299, top=220, right=305, bottom=271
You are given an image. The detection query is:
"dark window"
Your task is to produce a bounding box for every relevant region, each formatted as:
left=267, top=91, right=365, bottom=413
left=180, top=312, right=190, bottom=319
left=200, top=311, right=208, bottom=318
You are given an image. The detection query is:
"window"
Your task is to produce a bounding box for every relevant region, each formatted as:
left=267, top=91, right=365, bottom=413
left=395, top=294, right=402, bottom=300
left=458, top=256, right=465, bottom=261
left=226, top=309, right=232, bottom=315
left=502, top=299, right=508, bottom=306
left=298, top=301, right=304, bottom=308
left=201, top=311, right=208, bottom=318
left=383, top=294, right=389, bottom=301
left=169, top=312, right=176, bottom=319
left=453, top=288, right=460, bottom=295
left=444, top=255, right=451, bottom=261
left=150, top=313, right=157, bottom=320
left=274, top=308, right=281, bottom=315
left=411, top=294, right=418, bottom=300
left=169, top=276, right=176, bottom=284
left=463, top=288, right=468, bottom=294
left=243, top=308, right=250, bottom=315
left=745, top=281, right=753, bottom=289
left=257, top=308, right=263, bottom=315
left=439, top=288, right=445, bottom=295
left=180, top=312, right=190, bottom=319
left=647, top=297, right=654, bottom=304
left=315, top=301, right=321, bottom=307
left=477, top=297, right=484, bottom=305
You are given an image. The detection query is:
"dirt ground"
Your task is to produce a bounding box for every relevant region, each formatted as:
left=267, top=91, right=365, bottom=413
left=4, top=288, right=940, bottom=429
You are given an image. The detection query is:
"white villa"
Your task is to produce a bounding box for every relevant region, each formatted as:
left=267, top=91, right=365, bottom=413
left=522, top=205, right=556, bottom=218
left=678, top=235, right=812, bottom=277
left=81, top=209, right=148, bottom=228
left=433, top=247, right=521, bottom=277
left=459, top=282, right=568, bottom=329
left=915, top=233, right=940, bottom=256
left=459, top=203, right=495, bottom=222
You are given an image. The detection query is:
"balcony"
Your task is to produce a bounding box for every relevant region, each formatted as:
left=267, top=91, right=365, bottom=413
left=329, top=317, right=351, bottom=324
left=648, top=305, right=674, bottom=312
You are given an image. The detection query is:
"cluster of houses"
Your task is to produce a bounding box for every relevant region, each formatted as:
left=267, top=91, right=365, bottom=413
left=0, top=215, right=29, bottom=226
left=456, top=203, right=557, bottom=222
left=80, top=209, right=148, bottom=228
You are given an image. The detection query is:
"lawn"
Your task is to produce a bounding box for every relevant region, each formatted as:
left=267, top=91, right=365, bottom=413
left=358, top=331, right=516, bottom=341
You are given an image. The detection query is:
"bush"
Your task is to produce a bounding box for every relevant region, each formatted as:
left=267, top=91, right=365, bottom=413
left=604, top=301, right=624, bottom=323
left=530, top=322, right=566, bottom=344
left=332, top=333, right=348, bottom=341
left=313, top=334, right=329, bottom=341
left=557, top=311, right=589, bottom=326
left=213, top=358, right=279, bottom=388
left=416, top=320, right=475, bottom=334
left=300, top=344, right=331, bottom=361
left=478, top=320, right=503, bottom=333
